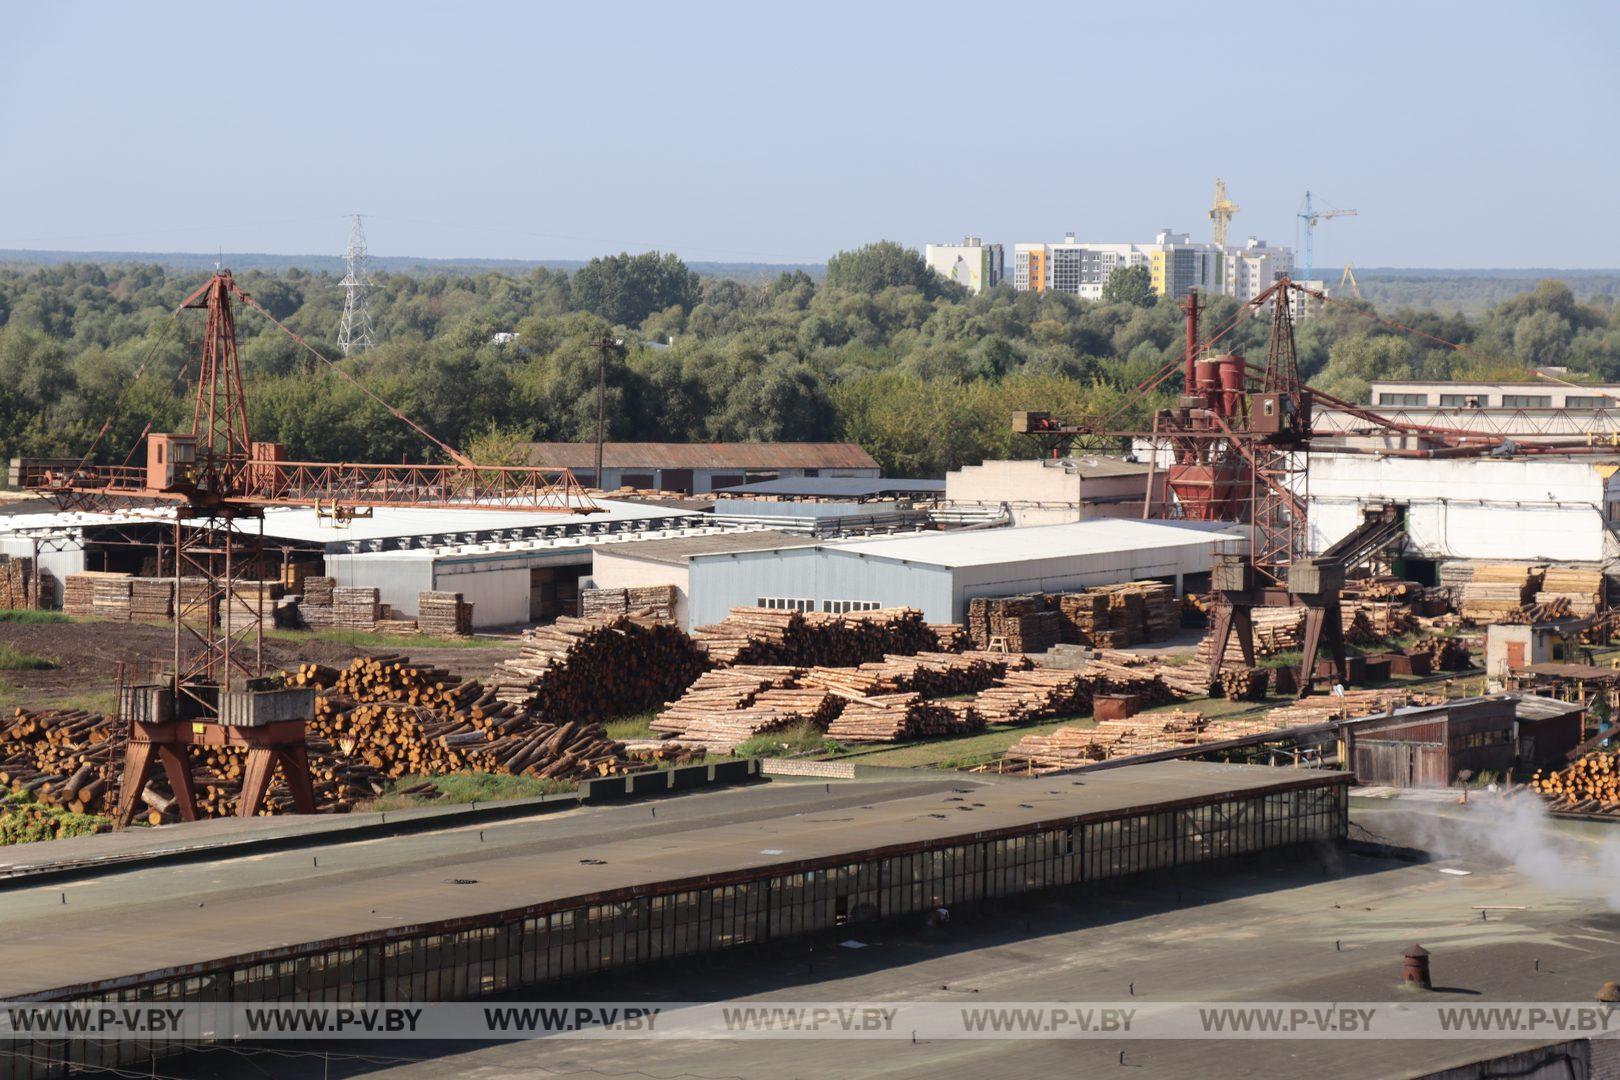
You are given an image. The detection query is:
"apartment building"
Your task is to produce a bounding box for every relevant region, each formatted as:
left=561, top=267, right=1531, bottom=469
left=924, top=237, right=1004, bottom=294
left=1014, top=230, right=1294, bottom=303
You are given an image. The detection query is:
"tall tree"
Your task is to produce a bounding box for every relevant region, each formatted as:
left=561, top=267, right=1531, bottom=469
left=1101, top=265, right=1155, bottom=308
left=569, top=252, right=702, bottom=329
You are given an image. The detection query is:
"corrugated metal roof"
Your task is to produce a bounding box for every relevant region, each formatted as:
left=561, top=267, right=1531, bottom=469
left=822, top=519, right=1244, bottom=569
left=718, top=477, right=945, bottom=498
left=522, top=442, right=880, bottom=471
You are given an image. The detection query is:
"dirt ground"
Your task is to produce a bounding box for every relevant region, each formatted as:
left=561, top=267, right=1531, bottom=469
left=0, top=619, right=513, bottom=709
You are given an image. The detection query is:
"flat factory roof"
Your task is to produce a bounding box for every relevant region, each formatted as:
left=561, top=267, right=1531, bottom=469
left=592, top=528, right=819, bottom=566
left=824, top=518, right=1244, bottom=569
left=0, top=761, right=1340, bottom=999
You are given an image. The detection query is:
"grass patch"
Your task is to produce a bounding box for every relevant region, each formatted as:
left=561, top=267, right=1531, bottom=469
left=265, top=628, right=509, bottom=651
left=735, top=721, right=845, bottom=759
left=42, top=689, right=119, bottom=715
left=0, top=643, right=56, bottom=670
left=1, top=792, right=109, bottom=846
left=0, top=609, right=71, bottom=624
left=605, top=711, right=658, bottom=742
left=410, top=771, right=575, bottom=803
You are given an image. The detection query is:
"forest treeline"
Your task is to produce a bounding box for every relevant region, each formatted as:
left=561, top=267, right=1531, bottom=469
left=1, top=243, right=1618, bottom=477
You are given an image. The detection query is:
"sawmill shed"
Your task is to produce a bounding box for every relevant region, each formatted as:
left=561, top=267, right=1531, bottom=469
left=1344, top=697, right=1519, bottom=787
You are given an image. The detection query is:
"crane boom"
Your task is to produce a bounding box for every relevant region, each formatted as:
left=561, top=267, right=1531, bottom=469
left=1297, top=190, right=1358, bottom=283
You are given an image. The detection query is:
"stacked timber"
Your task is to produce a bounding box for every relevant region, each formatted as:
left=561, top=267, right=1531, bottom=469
left=1216, top=667, right=1271, bottom=701
left=929, top=623, right=970, bottom=653
left=1411, top=635, right=1473, bottom=671
left=581, top=586, right=676, bottom=621
left=492, top=613, right=708, bottom=721
left=1003, top=709, right=1211, bottom=770
left=1261, top=688, right=1445, bottom=728
left=967, top=595, right=1060, bottom=652
left=130, top=579, right=174, bottom=623
left=333, top=586, right=380, bottom=631
left=1341, top=599, right=1413, bottom=640
left=650, top=666, right=803, bottom=737
left=801, top=651, right=1022, bottom=700
left=1194, top=607, right=1306, bottom=667
left=418, top=591, right=474, bottom=637
left=1057, top=592, right=1110, bottom=645
left=973, top=669, right=1092, bottom=725
left=689, top=606, right=937, bottom=667
left=1531, top=752, right=1620, bottom=815
left=299, top=576, right=337, bottom=628
left=63, top=572, right=130, bottom=618
left=289, top=656, right=635, bottom=783
left=1078, top=655, right=1180, bottom=707
left=1534, top=566, right=1605, bottom=617
left=826, top=693, right=981, bottom=743
left=1093, top=650, right=1209, bottom=697
left=1460, top=563, right=1544, bottom=623
left=0, top=555, right=32, bottom=609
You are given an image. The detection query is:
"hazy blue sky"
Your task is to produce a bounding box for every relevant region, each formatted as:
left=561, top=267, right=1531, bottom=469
left=3, top=1, right=1616, bottom=268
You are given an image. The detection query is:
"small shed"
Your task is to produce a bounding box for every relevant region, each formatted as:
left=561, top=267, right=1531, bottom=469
left=1484, top=619, right=1584, bottom=682
left=1510, top=695, right=1586, bottom=767
left=1345, top=697, right=1517, bottom=787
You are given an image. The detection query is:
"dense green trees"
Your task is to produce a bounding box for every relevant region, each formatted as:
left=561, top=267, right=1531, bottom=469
left=1101, top=265, right=1155, bottom=307
left=1, top=241, right=1617, bottom=478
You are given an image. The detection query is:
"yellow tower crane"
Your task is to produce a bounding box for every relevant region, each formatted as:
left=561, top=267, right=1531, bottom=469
left=1209, top=178, right=1240, bottom=248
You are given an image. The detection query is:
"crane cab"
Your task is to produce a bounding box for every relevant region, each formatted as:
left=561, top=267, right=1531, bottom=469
left=147, top=433, right=197, bottom=492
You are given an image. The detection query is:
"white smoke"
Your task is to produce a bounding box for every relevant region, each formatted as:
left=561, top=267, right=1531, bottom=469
left=1400, top=791, right=1620, bottom=912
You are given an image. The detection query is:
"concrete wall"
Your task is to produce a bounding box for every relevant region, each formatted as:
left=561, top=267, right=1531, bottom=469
left=687, top=547, right=954, bottom=625
left=1308, top=454, right=1618, bottom=562
left=325, top=554, right=435, bottom=617
left=590, top=552, right=693, bottom=627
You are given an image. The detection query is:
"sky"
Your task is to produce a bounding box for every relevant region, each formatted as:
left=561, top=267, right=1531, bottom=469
left=2, top=1, right=1618, bottom=269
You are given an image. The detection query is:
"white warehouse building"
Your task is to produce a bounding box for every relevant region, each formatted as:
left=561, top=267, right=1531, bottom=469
left=671, top=519, right=1244, bottom=627
left=1308, top=453, right=1620, bottom=567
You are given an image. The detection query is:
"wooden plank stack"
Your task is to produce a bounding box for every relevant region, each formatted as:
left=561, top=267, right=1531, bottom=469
left=418, top=591, right=474, bottom=637
left=130, top=579, right=174, bottom=623
left=299, top=576, right=337, bottom=628
left=333, top=586, right=380, bottom=631
left=492, top=612, right=708, bottom=721
left=0, top=555, right=32, bottom=609
left=1460, top=563, right=1545, bottom=622
left=967, top=595, right=1061, bottom=652
left=1531, top=752, right=1620, bottom=815
left=63, top=572, right=128, bottom=617
left=1534, top=566, right=1605, bottom=617
left=580, top=585, right=676, bottom=621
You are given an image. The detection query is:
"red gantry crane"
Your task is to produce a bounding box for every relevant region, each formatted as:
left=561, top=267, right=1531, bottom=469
left=19, top=270, right=599, bottom=823
left=1017, top=278, right=1608, bottom=695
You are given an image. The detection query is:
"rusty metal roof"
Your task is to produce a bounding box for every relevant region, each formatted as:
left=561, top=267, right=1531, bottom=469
left=523, top=442, right=880, bottom=471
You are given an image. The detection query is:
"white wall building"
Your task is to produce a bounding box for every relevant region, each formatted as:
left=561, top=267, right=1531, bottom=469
left=1308, top=453, right=1620, bottom=566
left=944, top=457, right=1161, bottom=525
left=924, top=237, right=1004, bottom=294
left=1014, top=230, right=1296, bottom=303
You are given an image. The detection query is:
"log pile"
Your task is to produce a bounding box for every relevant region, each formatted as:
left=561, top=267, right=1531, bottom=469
left=1531, top=752, right=1620, bottom=815
left=1092, top=650, right=1210, bottom=697
left=1460, top=563, right=1544, bottom=622
left=689, top=606, right=938, bottom=667
left=0, top=555, right=33, bottom=609
left=929, top=623, right=970, bottom=653
left=1217, top=667, right=1271, bottom=701
left=1194, top=606, right=1306, bottom=666
left=1004, top=709, right=1211, bottom=770
left=973, top=669, right=1093, bottom=725
left=290, top=656, right=633, bottom=784
left=1262, top=688, right=1445, bottom=728
left=650, top=666, right=803, bottom=740
left=417, top=591, right=474, bottom=637
left=1411, top=635, right=1474, bottom=670
left=801, top=651, right=1025, bottom=699
left=492, top=613, right=708, bottom=720
left=826, top=693, right=981, bottom=743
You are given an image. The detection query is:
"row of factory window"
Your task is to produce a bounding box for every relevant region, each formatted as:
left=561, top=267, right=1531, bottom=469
left=9, top=785, right=1346, bottom=1080
left=1377, top=392, right=1615, bottom=410
left=757, top=596, right=880, bottom=614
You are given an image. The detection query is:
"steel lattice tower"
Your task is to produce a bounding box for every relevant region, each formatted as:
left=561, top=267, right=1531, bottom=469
left=336, top=213, right=376, bottom=356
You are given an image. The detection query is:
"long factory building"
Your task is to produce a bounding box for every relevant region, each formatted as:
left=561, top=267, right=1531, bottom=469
left=0, top=761, right=1348, bottom=1079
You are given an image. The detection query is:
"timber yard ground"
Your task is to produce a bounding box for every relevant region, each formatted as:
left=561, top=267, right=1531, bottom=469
left=26, top=793, right=1620, bottom=1080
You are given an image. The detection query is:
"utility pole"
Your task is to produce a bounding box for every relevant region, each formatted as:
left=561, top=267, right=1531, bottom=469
left=337, top=214, right=376, bottom=356
left=593, top=335, right=622, bottom=489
